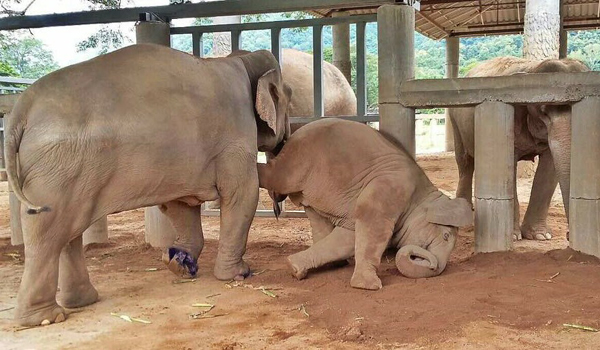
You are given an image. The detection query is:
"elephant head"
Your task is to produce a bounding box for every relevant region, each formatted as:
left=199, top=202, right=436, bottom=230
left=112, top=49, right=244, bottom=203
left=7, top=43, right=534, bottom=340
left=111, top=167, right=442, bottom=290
left=524, top=58, right=589, bottom=220
left=237, top=50, right=292, bottom=155
left=396, top=196, right=472, bottom=278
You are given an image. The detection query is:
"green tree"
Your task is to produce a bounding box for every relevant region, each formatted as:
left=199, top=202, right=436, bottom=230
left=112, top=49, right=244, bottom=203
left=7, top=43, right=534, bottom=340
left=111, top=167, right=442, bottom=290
left=0, top=34, right=59, bottom=78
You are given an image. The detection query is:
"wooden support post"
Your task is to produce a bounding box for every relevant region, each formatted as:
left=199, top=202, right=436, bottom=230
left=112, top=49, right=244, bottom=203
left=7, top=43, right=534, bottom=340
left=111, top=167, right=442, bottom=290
left=445, top=36, right=459, bottom=152
left=136, top=18, right=176, bottom=248
left=474, top=101, right=515, bottom=253
left=569, top=97, right=600, bottom=257
left=377, top=4, right=416, bottom=157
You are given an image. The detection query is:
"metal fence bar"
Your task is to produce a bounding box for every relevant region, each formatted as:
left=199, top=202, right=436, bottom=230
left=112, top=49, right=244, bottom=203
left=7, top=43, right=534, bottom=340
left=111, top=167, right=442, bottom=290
left=313, top=25, right=324, bottom=117
left=231, top=29, right=242, bottom=52
left=291, top=115, right=379, bottom=125
left=0, top=77, right=36, bottom=84
left=356, top=21, right=367, bottom=117
left=171, top=14, right=377, bottom=35
left=192, top=32, right=202, bottom=57
left=270, top=27, right=282, bottom=63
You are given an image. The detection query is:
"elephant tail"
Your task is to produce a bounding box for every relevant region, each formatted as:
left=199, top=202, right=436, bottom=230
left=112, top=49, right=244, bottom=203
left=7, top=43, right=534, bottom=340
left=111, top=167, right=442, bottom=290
left=4, top=112, right=50, bottom=215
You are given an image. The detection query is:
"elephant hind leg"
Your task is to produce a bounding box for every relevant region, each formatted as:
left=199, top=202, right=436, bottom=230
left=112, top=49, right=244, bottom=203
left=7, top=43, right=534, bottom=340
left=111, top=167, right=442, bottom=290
left=453, top=133, right=474, bottom=205
left=304, top=207, right=334, bottom=244
left=58, top=234, right=99, bottom=309
left=15, top=207, right=70, bottom=326
left=287, top=226, right=355, bottom=280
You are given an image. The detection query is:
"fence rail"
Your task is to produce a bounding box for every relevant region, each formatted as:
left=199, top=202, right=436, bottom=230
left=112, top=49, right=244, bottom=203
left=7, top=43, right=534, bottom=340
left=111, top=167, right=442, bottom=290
left=171, top=14, right=377, bottom=120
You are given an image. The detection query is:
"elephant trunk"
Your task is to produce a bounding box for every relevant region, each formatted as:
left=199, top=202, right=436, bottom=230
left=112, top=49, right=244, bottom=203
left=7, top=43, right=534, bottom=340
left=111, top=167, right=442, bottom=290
left=546, top=107, right=571, bottom=219
left=396, top=245, right=443, bottom=279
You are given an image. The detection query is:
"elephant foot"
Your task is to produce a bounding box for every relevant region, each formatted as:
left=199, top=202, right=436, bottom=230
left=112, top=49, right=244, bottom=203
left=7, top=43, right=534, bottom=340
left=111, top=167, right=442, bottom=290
left=58, top=283, right=99, bottom=309
left=521, top=225, right=552, bottom=241
left=213, top=259, right=251, bottom=281
left=286, top=254, right=308, bottom=280
left=15, top=302, right=67, bottom=327
left=162, top=247, right=198, bottom=278
left=512, top=228, right=523, bottom=241
left=350, top=269, right=382, bottom=291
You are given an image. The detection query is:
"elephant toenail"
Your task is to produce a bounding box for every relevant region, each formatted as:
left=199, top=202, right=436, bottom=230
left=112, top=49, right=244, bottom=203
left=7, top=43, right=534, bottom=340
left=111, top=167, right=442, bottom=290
left=41, top=319, right=50, bottom=326
left=55, top=313, right=66, bottom=323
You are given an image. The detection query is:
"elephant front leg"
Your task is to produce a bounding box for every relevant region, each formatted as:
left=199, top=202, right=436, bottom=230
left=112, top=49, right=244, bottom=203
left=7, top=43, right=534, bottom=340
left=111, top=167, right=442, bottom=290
left=305, top=207, right=335, bottom=244
left=213, top=154, right=258, bottom=281
left=58, top=235, right=99, bottom=308
left=160, top=201, right=204, bottom=278
left=287, top=226, right=355, bottom=279
left=521, top=150, right=557, bottom=240
left=351, top=180, right=402, bottom=290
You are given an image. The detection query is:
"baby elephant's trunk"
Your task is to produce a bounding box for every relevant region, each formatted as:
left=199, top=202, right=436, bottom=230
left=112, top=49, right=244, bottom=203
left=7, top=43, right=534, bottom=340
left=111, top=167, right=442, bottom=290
left=395, top=245, right=445, bottom=279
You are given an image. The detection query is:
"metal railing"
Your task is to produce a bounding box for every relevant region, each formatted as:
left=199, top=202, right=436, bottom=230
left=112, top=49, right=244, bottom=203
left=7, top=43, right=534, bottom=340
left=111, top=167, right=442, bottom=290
left=171, top=14, right=379, bottom=218
left=170, top=14, right=378, bottom=122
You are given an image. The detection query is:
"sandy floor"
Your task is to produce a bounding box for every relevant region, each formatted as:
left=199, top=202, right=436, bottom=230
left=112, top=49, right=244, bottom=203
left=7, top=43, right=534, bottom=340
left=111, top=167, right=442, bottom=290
left=1, top=153, right=599, bottom=350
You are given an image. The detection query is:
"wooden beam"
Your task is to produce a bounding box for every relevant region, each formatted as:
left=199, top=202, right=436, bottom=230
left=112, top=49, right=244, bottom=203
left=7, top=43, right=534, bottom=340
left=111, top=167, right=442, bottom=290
left=399, top=72, right=600, bottom=108
left=0, top=0, right=393, bottom=30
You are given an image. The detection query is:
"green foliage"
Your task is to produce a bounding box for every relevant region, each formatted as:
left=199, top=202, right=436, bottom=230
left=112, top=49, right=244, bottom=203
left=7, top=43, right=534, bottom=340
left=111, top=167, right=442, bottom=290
left=0, top=33, right=59, bottom=78
left=567, top=30, right=600, bottom=70
left=76, top=27, right=130, bottom=55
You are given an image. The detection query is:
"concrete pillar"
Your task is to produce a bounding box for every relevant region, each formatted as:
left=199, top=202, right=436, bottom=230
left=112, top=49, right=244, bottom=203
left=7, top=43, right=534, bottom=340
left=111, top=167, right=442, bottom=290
left=377, top=4, right=416, bottom=157
left=474, top=102, right=515, bottom=252
left=445, top=37, right=459, bottom=152
left=569, top=97, right=600, bottom=258
left=135, top=20, right=171, bottom=46
left=9, top=184, right=22, bottom=246
left=136, top=18, right=176, bottom=248
left=82, top=217, right=109, bottom=246
left=332, top=11, right=351, bottom=84
left=524, top=0, right=560, bottom=60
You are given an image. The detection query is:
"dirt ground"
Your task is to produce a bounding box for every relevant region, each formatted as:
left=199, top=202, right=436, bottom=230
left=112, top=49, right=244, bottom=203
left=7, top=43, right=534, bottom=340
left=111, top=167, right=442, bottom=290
left=1, top=152, right=599, bottom=350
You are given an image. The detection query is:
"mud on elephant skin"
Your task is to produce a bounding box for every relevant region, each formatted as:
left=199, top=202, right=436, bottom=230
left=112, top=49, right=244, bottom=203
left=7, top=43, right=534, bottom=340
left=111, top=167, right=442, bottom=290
left=258, top=119, right=472, bottom=290
left=449, top=57, right=589, bottom=241
left=5, top=44, right=291, bottom=326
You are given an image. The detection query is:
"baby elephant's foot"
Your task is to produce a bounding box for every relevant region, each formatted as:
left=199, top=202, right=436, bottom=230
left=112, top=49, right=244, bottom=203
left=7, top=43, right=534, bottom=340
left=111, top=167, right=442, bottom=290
left=521, top=225, right=552, bottom=241
left=15, top=303, right=67, bottom=327
left=350, top=268, right=382, bottom=290
left=214, top=259, right=251, bottom=281
left=162, top=247, right=198, bottom=278
left=59, top=284, right=99, bottom=309
left=512, top=228, right=522, bottom=241
left=287, top=254, right=308, bottom=280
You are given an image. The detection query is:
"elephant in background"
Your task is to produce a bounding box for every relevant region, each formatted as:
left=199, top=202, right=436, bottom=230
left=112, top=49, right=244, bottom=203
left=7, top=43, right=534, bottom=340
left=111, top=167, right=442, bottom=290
left=6, top=44, right=291, bottom=326
left=258, top=119, right=472, bottom=290
left=450, top=57, right=589, bottom=240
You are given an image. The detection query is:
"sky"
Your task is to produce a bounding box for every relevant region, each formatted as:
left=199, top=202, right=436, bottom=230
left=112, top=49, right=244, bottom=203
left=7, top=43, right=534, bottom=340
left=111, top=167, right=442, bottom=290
left=22, top=0, right=195, bottom=67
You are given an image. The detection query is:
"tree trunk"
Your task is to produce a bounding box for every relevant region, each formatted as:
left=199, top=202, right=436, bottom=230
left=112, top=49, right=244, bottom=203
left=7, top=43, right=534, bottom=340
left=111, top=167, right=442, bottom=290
left=523, top=0, right=561, bottom=60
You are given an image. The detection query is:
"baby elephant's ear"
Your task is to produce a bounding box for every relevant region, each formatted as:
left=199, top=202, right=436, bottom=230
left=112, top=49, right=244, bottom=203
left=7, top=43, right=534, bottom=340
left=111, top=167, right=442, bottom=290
left=426, top=197, right=473, bottom=228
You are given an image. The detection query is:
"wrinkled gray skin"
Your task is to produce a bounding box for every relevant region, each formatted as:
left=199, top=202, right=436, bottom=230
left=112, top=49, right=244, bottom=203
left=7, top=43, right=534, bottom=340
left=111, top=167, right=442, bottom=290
left=207, top=48, right=356, bottom=210
left=450, top=57, right=589, bottom=240
left=6, top=44, right=291, bottom=326
left=258, top=119, right=472, bottom=290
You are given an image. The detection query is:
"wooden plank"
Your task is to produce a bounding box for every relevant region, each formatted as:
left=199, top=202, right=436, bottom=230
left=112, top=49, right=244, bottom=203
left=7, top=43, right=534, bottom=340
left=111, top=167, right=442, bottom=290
left=400, top=72, right=600, bottom=108
left=0, top=1, right=388, bottom=30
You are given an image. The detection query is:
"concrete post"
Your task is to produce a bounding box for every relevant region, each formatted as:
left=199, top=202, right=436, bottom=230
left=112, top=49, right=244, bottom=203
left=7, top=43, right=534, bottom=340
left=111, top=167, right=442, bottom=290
left=559, top=0, right=567, bottom=59
left=82, top=217, right=109, bottom=246
left=569, top=97, right=600, bottom=258
left=474, top=102, right=515, bottom=252
left=332, top=11, right=351, bottom=84
left=136, top=19, right=177, bottom=248
left=524, top=0, right=560, bottom=60
left=9, top=183, right=22, bottom=246
left=135, top=20, right=171, bottom=46
left=377, top=4, right=416, bottom=158
left=445, top=37, right=459, bottom=152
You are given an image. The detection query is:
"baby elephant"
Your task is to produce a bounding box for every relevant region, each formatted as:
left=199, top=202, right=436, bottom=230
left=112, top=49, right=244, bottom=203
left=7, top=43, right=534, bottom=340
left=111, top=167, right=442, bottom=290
left=258, top=119, right=472, bottom=290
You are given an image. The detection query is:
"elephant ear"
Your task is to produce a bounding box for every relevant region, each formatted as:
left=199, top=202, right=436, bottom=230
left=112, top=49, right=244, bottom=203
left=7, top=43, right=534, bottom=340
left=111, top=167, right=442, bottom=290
left=426, top=196, right=473, bottom=228
left=256, top=69, right=279, bottom=134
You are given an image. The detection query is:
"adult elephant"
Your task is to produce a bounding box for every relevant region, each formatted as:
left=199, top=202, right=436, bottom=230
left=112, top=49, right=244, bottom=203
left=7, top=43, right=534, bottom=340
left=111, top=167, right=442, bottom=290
left=207, top=48, right=356, bottom=210
left=450, top=57, right=588, bottom=240
left=6, top=44, right=291, bottom=326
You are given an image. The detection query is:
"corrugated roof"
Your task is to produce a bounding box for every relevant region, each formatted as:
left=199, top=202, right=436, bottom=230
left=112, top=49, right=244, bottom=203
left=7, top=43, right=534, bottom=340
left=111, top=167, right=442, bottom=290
left=311, top=0, right=600, bottom=40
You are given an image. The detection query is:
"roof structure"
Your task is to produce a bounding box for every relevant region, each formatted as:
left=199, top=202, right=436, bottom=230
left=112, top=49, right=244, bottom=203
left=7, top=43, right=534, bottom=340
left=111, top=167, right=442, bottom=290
left=311, top=0, right=600, bottom=40
left=0, top=0, right=598, bottom=40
